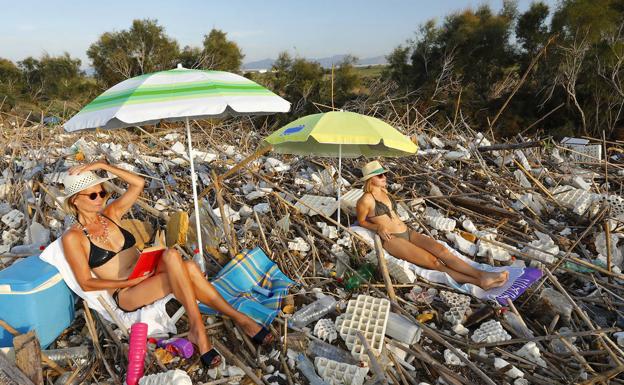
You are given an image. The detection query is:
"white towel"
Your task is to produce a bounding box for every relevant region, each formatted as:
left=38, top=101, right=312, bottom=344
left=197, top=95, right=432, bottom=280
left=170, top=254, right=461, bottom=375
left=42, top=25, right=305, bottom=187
left=39, top=239, right=178, bottom=337
left=350, top=226, right=525, bottom=301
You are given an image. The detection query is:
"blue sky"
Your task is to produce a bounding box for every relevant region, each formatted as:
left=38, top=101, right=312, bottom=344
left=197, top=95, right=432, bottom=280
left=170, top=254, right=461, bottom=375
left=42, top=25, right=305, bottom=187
left=1, top=0, right=558, bottom=66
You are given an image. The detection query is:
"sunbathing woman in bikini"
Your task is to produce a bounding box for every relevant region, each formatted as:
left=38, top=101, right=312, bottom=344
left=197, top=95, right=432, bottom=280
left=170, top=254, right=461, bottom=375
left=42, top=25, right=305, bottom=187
left=61, top=160, right=272, bottom=368
left=355, top=161, right=509, bottom=290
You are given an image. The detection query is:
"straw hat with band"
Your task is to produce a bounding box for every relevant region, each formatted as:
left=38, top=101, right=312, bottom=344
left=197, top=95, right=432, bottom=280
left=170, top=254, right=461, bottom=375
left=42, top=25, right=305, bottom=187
left=61, top=171, right=116, bottom=207
left=360, top=160, right=388, bottom=181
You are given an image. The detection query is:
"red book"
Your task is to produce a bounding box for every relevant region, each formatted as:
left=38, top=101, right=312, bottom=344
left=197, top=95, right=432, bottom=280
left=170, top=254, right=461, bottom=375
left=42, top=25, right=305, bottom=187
left=127, top=246, right=165, bottom=280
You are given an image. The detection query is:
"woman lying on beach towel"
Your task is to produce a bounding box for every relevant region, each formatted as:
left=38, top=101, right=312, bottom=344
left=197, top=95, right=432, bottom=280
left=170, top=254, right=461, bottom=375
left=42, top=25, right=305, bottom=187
left=60, top=160, right=272, bottom=368
left=356, top=161, right=509, bottom=290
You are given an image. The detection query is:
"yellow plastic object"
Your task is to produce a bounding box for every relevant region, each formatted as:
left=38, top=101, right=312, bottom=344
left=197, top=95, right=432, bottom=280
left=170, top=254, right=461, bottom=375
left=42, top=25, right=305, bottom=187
left=416, top=312, right=435, bottom=323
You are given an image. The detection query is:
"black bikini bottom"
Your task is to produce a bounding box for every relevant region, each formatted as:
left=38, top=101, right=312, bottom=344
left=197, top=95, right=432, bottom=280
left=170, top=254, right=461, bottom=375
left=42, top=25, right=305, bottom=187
left=393, top=229, right=410, bottom=241
left=112, top=288, right=145, bottom=313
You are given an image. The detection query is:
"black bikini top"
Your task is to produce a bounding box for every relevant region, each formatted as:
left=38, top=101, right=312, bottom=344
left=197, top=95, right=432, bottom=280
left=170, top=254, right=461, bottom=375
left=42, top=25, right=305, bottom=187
left=367, top=193, right=398, bottom=219
left=82, top=214, right=137, bottom=268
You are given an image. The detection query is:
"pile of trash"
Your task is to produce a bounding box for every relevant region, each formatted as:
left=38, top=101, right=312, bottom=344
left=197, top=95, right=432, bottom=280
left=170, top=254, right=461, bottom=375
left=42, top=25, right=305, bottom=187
left=1, top=113, right=624, bottom=385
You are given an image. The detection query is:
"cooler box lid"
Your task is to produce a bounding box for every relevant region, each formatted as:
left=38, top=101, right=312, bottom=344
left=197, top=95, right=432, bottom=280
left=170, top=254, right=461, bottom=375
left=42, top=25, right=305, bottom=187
left=0, top=256, right=59, bottom=292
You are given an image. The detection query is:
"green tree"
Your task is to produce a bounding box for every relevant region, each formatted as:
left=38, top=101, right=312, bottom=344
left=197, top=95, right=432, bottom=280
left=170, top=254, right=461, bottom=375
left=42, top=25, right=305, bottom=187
left=516, top=2, right=550, bottom=55
left=327, top=55, right=361, bottom=107
left=18, top=53, right=83, bottom=100
left=87, top=19, right=179, bottom=87
left=0, top=58, right=22, bottom=96
left=201, top=29, right=244, bottom=72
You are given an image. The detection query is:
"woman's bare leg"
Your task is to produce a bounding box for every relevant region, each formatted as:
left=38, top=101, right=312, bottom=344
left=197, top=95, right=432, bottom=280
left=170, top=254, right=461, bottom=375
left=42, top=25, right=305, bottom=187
left=409, top=231, right=508, bottom=288
left=184, top=261, right=272, bottom=343
left=383, top=237, right=481, bottom=285
left=117, top=249, right=212, bottom=356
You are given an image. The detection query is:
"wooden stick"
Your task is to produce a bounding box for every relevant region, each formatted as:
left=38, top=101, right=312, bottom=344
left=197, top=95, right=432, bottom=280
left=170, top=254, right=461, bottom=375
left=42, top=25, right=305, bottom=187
left=374, top=234, right=396, bottom=301
left=13, top=331, right=43, bottom=385
left=212, top=170, right=237, bottom=258
left=82, top=302, right=121, bottom=385
left=0, top=350, right=35, bottom=385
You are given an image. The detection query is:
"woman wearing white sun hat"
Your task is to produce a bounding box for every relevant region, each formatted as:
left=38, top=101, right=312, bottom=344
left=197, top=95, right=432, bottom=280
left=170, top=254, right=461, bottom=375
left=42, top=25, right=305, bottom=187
left=61, top=160, right=272, bottom=368
left=356, top=160, right=508, bottom=290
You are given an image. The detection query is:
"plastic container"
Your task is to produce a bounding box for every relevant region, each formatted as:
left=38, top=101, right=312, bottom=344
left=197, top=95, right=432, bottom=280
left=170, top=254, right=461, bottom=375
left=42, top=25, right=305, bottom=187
left=0, top=255, right=75, bottom=348
left=290, top=296, right=337, bottom=328
left=503, top=311, right=534, bottom=339
left=295, top=353, right=330, bottom=385
left=126, top=322, right=148, bottom=385
left=307, top=339, right=360, bottom=365
left=157, top=337, right=194, bottom=359
left=385, top=312, right=421, bottom=345
left=345, top=263, right=375, bottom=290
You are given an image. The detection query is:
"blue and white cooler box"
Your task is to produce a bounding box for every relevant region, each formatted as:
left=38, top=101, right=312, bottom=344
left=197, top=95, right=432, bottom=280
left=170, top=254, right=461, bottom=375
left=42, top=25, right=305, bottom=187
left=0, top=255, right=75, bottom=348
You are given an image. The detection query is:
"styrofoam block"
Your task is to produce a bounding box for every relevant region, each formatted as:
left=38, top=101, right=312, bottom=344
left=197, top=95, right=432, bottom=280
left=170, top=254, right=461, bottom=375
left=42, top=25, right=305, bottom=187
left=314, top=319, right=337, bottom=343
left=452, top=323, right=469, bottom=336
left=512, top=193, right=546, bottom=215
left=212, top=204, right=240, bottom=223
left=522, top=231, right=559, bottom=264
left=338, top=295, right=390, bottom=361
left=139, top=369, right=192, bottom=385
left=551, top=185, right=596, bottom=215
left=494, top=357, right=524, bottom=379
left=2, top=229, right=20, bottom=245
left=515, top=342, right=546, bottom=367
left=340, top=189, right=364, bottom=216
left=443, top=349, right=468, bottom=366
left=477, top=240, right=512, bottom=262
left=364, top=251, right=417, bottom=284
left=445, top=232, right=476, bottom=256
left=314, top=357, right=369, bottom=385
left=295, top=195, right=338, bottom=217
left=288, top=237, right=310, bottom=252
left=0, top=202, right=11, bottom=217
left=424, top=207, right=456, bottom=231
left=514, top=379, right=529, bottom=385
left=471, top=320, right=511, bottom=343
left=264, top=157, right=291, bottom=172
left=317, top=222, right=339, bottom=239
left=1, top=209, right=24, bottom=229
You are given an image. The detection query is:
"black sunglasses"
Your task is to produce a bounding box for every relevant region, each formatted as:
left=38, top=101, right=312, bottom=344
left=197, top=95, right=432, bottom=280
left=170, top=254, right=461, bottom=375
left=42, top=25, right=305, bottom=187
left=77, top=190, right=107, bottom=200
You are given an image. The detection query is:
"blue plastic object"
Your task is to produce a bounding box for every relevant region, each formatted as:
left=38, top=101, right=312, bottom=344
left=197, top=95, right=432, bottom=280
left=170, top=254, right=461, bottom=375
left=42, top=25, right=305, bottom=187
left=0, top=256, right=75, bottom=348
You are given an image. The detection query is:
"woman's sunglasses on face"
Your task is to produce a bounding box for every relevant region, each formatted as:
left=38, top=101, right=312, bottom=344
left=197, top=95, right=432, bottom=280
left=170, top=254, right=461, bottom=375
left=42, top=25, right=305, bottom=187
left=77, top=190, right=107, bottom=200
left=376, top=174, right=386, bottom=179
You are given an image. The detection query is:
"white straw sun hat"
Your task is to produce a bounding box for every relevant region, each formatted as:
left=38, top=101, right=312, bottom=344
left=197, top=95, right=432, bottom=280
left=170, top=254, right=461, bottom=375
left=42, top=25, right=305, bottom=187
left=360, top=160, right=388, bottom=181
left=61, top=171, right=115, bottom=206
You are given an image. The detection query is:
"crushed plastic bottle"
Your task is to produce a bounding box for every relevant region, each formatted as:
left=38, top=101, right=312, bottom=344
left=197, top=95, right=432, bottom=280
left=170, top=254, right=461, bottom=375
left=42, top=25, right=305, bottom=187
left=345, top=263, right=376, bottom=290
left=290, top=296, right=337, bottom=328
left=307, top=339, right=360, bottom=365
left=157, top=337, right=194, bottom=359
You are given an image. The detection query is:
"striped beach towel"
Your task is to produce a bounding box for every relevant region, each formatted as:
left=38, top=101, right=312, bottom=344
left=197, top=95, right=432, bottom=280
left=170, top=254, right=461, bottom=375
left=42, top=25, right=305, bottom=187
left=200, top=247, right=295, bottom=326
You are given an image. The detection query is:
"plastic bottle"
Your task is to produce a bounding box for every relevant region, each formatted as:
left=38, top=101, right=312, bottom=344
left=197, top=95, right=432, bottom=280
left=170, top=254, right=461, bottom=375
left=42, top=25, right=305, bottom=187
left=502, top=310, right=534, bottom=339
left=290, top=296, right=337, bottom=328
left=345, top=263, right=376, bottom=291
left=156, top=337, right=194, bottom=359
left=126, top=322, right=148, bottom=385
left=307, top=340, right=360, bottom=365
left=295, top=353, right=330, bottom=385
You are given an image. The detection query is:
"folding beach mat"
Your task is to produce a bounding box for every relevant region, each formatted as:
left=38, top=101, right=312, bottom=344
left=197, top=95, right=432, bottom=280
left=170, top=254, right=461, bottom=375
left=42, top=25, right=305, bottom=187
left=201, top=247, right=296, bottom=326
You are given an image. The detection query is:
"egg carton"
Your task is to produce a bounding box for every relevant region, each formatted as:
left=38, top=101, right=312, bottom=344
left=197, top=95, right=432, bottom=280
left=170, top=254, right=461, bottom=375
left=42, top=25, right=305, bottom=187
left=477, top=240, right=512, bottom=262
left=563, top=143, right=602, bottom=162
left=314, top=357, right=369, bottom=385
left=364, top=251, right=417, bottom=284
left=439, top=291, right=471, bottom=308
left=1, top=209, right=24, bottom=229
left=294, top=195, right=338, bottom=217
left=424, top=207, right=456, bottom=231
left=551, top=185, right=596, bottom=216
left=337, top=295, right=390, bottom=361
left=139, top=369, right=192, bottom=385
left=471, top=320, right=511, bottom=343
left=314, top=318, right=338, bottom=343
left=521, top=232, right=559, bottom=264
left=443, top=306, right=467, bottom=326
left=601, top=194, right=624, bottom=220
left=340, top=189, right=364, bottom=216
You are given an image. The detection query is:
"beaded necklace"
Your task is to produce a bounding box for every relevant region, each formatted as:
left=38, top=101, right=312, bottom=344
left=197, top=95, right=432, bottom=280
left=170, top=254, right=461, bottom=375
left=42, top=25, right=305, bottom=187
left=79, top=213, right=110, bottom=245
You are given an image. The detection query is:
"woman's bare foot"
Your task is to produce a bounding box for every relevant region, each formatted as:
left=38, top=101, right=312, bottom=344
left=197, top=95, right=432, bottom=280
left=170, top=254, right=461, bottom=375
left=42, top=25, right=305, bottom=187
left=479, top=271, right=509, bottom=290
left=188, top=325, right=210, bottom=354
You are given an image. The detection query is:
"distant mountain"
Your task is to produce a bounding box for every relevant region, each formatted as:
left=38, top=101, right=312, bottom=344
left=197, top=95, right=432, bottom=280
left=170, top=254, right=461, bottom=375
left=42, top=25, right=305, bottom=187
left=243, top=54, right=387, bottom=71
